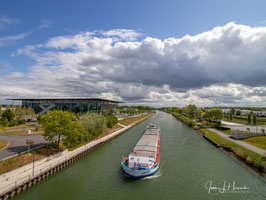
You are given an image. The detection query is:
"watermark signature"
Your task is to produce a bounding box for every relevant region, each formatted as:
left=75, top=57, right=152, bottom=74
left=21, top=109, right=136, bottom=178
left=205, top=180, right=250, bottom=194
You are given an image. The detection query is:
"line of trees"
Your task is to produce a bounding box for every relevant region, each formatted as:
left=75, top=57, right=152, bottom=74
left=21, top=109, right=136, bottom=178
left=118, top=106, right=155, bottom=115
left=0, top=105, right=35, bottom=128
left=164, top=105, right=223, bottom=125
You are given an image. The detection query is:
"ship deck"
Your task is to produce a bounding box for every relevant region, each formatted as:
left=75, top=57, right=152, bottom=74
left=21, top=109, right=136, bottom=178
left=129, top=127, right=160, bottom=159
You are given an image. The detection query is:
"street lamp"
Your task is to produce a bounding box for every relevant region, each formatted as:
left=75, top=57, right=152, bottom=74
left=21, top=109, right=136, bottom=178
left=26, top=139, right=35, bottom=176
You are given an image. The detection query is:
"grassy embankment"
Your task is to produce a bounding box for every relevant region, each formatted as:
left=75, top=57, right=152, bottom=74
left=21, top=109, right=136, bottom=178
left=166, top=111, right=197, bottom=128
left=200, top=128, right=266, bottom=177
left=0, top=124, right=43, bottom=136
left=0, top=124, right=30, bottom=132
left=0, top=141, right=8, bottom=151
left=167, top=111, right=266, bottom=177
left=243, top=136, right=266, bottom=150
left=223, top=115, right=266, bottom=125
left=0, top=145, right=63, bottom=175
left=0, top=112, right=155, bottom=175
left=0, top=130, right=43, bottom=136
left=119, top=113, right=155, bottom=126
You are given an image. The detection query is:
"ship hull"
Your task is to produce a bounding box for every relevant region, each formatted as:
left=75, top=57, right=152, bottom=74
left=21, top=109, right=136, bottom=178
left=122, top=163, right=159, bottom=178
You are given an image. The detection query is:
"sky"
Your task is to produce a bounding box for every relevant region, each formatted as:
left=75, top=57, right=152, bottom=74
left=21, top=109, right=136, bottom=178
left=0, top=0, right=266, bottom=107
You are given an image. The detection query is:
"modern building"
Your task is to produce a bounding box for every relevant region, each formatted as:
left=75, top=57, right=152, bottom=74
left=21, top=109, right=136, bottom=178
left=7, top=98, right=122, bottom=114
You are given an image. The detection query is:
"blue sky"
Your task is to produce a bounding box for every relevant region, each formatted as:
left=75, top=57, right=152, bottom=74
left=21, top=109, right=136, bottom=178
left=1, top=0, right=266, bottom=106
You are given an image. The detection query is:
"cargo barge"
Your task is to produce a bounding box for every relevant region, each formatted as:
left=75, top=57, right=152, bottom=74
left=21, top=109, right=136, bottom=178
left=122, top=123, right=160, bottom=178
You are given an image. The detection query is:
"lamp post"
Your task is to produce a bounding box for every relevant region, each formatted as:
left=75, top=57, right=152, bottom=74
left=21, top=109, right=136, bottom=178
left=26, top=139, right=35, bottom=177
left=32, top=153, right=35, bottom=176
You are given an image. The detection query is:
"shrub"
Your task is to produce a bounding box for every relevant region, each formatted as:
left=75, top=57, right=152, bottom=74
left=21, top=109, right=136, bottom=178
left=79, top=113, right=106, bottom=140
left=18, top=119, right=26, bottom=125
left=246, top=156, right=252, bottom=164
left=193, top=125, right=199, bottom=130
left=187, top=119, right=194, bottom=127
left=106, top=115, right=118, bottom=128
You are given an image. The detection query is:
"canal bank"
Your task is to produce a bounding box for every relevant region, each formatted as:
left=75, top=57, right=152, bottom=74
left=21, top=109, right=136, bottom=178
left=165, top=111, right=266, bottom=179
left=9, top=111, right=265, bottom=200
left=0, top=113, right=155, bottom=199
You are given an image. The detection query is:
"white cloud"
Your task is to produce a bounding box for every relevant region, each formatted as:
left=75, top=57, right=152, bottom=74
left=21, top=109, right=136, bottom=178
left=37, top=20, right=51, bottom=30
left=0, top=62, right=13, bottom=73
left=101, top=29, right=142, bottom=41
left=0, top=16, right=18, bottom=30
left=2, top=22, right=266, bottom=106
left=0, top=19, right=51, bottom=47
left=0, top=32, right=29, bottom=47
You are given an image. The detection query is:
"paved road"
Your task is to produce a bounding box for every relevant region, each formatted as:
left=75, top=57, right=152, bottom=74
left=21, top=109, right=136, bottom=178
left=195, top=122, right=266, bottom=157
left=0, top=135, right=48, bottom=160
left=221, top=120, right=266, bottom=133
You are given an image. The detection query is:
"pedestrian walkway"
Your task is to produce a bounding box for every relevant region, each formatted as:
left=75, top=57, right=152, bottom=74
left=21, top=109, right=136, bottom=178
left=117, top=123, right=126, bottom=128
left=195, top=122, right=266, bottom=157
left=0, top=124, right=133, bottom=196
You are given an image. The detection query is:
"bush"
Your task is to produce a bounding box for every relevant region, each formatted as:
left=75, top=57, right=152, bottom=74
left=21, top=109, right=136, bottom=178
left=193, top=125, right=199, bottom=130
left=9, top=120, right=19, bottom=126
left=1, top=118, right=9, bottom=127
left=18, top=119, right=26, bottom=125
left=106, top=115, right=118, bottom=128
left=186, top=119, right=194, bottom=127
left=79, top=113, right=106, bottom=140
left=257, top=162, right=265, bottom=172
left=2, top=109, right=15, bottom=122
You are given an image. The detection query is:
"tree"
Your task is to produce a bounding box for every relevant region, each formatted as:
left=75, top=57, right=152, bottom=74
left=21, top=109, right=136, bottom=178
left=41, top=110, right=82, bottom=147
left=253, top=114, right=257, bottom=125
left=236, top=110, right=241, bottom=116
left=183, top=104, right=197, bottom=118
left=15, top=106, right=23, bottom=120
left=230, top=112, right=232, bottom=121
left=247, top=114, right=251, bottom=124
left=227, top=112, right=230, bottom=120
left=204, top=108, right=223, bottom=121
left=195, top=109, right=203, bottom=121
left=79, top=113, right=106, bottom=139
left=2, top=108, right=15, bottom=122
left=2, top=118, right=9, bottom=127
left=63, top=121, right=87, bottom=148
left=230, top=108, right=236, bottom=115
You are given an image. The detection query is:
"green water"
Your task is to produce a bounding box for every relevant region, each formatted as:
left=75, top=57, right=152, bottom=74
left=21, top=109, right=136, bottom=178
left=14, top=111, right=265, bottom=200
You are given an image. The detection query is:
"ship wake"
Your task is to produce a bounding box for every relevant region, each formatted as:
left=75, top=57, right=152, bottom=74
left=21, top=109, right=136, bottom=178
left=140, top=170, right=162, bottom=180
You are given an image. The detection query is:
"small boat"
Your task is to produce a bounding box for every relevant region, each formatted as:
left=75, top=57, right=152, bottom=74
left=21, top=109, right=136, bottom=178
left=122, top=123, right=160, bottom=178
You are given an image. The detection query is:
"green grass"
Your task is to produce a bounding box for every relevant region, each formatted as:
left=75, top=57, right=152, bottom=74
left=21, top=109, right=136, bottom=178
left=223, top=116, right=266, bottom=125
left=0, top=129, right=43, bottom=136
left=220, top=129, right=231, bottom=135
left=243, top=136, right=266, bottom=150
left=0, top=144, right=64, bottom=175
left=167, top=112, right=195, bottom=127
left=0, top=140, right=8, bottom=151
left=200, top=128, right=266, bottom=175
left=119, top=113, right=155, bottom=126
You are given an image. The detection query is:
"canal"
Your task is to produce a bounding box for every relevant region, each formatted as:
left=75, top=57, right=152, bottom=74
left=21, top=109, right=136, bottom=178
left=14, top=111, right=265, bottom=200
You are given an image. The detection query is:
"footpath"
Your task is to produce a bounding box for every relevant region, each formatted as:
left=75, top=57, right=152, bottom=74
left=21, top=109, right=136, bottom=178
left=195, top=122, right=266, bottom=157
left=0, top=124, right=134, bottom=197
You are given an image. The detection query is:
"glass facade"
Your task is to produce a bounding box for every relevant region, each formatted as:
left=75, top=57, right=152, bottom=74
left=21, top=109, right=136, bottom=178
left=21, top=99, right=117, bottom=114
